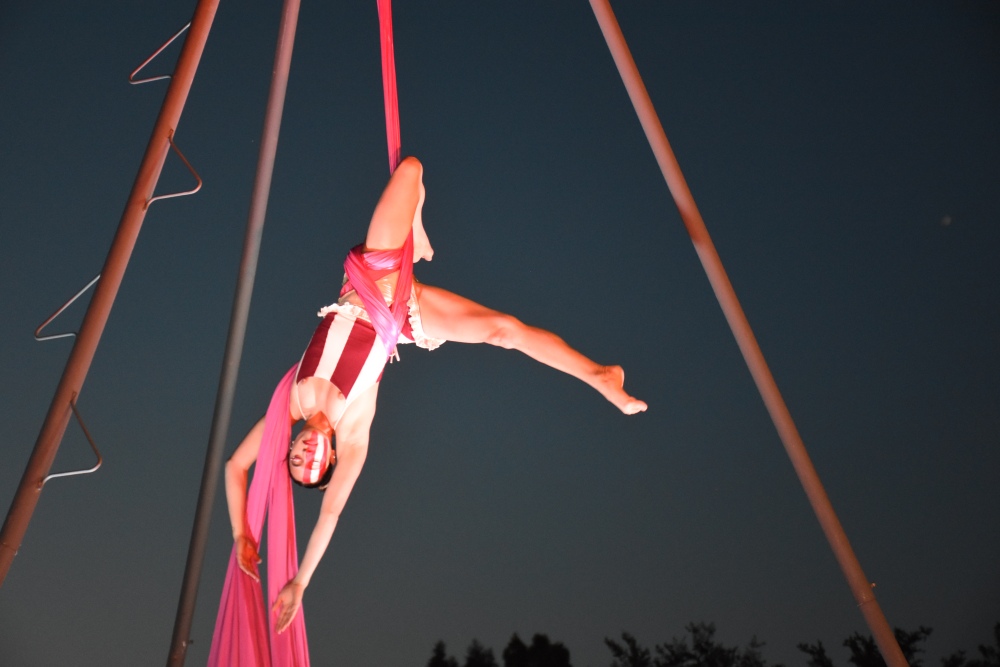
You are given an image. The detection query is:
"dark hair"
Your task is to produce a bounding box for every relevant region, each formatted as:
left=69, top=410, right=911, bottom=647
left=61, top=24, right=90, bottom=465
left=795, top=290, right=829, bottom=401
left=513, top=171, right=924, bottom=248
left=289, top=455, right=334, bottom=490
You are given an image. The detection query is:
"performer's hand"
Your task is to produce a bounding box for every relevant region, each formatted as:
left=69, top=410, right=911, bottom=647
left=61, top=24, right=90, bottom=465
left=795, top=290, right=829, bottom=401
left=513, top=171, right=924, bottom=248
left=272, top=580, right=305, bottom=633
left=235, top=535, right=261, bottom=582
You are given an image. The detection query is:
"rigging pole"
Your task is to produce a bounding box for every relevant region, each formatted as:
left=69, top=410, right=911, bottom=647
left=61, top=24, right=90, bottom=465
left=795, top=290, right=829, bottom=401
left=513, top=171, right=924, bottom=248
left=0, top=0, right=221, bottom=588
left=588, top=2, right=908, bottom=665
left=166, top=0, right=301, bottom=663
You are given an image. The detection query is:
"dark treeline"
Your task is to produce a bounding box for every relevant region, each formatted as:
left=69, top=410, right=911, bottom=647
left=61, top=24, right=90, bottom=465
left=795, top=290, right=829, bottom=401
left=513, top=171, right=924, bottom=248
left=426, top=622, right=1000, bottom=667
left=428, top=633, right=571, bottom=667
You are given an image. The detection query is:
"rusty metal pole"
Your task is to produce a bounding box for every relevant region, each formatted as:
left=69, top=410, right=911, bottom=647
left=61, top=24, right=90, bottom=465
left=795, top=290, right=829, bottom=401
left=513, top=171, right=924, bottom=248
left=0, top=0, right=221, bottom=587
left=166, top=0, right=301, bottom=663
left=588, top=2, right=908, bottom=664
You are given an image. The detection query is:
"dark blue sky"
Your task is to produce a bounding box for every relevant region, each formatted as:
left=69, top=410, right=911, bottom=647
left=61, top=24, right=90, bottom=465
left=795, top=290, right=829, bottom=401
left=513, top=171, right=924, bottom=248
left=1, top=2, right=998, bottom=666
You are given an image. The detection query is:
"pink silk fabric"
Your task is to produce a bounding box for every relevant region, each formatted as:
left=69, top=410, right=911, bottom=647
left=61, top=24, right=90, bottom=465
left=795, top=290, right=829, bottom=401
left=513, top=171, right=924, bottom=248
left=357, top=0, right=410, bottom=358
left=343, top=231, right=414, bottom=359
left=377, top=0, right=400, bottom=172
left=208, top=366, right=310, bottom=667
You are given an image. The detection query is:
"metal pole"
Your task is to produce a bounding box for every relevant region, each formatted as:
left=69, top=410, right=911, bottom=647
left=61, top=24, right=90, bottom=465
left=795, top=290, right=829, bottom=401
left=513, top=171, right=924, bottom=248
left=587, top=2, right=908, bottom=665
left=166, top=0, right=301, bottom=663
left=0, top=0, right=221, bottom=588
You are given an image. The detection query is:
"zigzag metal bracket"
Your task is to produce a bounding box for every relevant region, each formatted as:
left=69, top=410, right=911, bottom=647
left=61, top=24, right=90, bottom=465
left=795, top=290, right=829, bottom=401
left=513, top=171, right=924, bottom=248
left=34, top=274, right=101, bottom=343
left=40, top=395, right=103, bottom=488
left=145, top=130, right=203, bottom=209
left=129, top=22, right=192, bottom=85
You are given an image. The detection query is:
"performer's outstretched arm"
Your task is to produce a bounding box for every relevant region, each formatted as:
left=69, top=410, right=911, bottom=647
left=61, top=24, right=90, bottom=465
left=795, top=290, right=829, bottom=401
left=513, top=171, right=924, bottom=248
left=224, top=417, right=267, bottom=580
left=272, top=382, right=380, bottom=633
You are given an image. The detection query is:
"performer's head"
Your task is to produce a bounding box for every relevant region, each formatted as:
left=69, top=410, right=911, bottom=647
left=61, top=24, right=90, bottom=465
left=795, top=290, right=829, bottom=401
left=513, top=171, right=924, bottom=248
left=288, top=414, right=335, bottom=489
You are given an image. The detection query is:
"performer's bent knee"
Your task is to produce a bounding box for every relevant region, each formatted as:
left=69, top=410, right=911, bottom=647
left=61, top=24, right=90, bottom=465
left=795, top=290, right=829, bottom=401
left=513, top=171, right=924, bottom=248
left=395, top=155, right=423, bottom=180
left=485, top=315, right=525, bottom=349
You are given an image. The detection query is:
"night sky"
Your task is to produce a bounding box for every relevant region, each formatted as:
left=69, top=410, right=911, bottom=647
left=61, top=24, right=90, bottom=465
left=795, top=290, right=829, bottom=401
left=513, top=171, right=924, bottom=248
left=2, top=2, right=998, bottom=666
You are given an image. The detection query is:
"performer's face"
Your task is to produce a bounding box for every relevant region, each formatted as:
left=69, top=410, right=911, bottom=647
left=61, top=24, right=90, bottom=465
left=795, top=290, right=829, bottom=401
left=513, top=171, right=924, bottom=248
left=289, top=427, right=334, bottom=486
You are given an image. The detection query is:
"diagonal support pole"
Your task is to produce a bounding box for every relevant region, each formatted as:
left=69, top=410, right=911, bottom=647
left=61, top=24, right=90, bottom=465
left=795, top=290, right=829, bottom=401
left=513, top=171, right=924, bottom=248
left=0, top=0, right=221, bottom=589
left=166, top=0, right=302, bottom=664
left=587, top=2, right=908, bottom=665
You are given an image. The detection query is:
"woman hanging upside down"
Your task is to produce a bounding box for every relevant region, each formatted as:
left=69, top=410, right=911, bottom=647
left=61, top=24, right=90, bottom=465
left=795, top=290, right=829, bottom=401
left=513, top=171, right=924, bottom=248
left=221, top=156, right=646, bottom=642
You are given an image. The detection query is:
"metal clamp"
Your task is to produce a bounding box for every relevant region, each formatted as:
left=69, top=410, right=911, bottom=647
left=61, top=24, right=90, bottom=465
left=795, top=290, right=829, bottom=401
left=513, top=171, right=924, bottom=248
left=40, top=395, right=103, bottom=487
left=34, top=274, right=101, bottom=342
left=146, top=131, right=203, bottom=209
left=129, top=22, right=192, bottom=85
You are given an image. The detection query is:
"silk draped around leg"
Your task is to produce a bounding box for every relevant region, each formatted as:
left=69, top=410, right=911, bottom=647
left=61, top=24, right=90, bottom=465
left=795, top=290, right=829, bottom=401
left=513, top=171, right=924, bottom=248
left=342, top=232, right=414, bottom=359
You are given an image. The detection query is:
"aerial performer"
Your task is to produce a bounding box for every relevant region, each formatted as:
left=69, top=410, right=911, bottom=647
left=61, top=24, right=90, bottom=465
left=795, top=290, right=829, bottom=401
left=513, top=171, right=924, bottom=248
left=209, top=156, right=646, bottom=666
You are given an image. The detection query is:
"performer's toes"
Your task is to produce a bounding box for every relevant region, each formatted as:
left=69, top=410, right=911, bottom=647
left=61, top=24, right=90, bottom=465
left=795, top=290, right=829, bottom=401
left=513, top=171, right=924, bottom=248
left=621, top=398, right=648, bottom=415
left=596, top=365, right=646, bottom=415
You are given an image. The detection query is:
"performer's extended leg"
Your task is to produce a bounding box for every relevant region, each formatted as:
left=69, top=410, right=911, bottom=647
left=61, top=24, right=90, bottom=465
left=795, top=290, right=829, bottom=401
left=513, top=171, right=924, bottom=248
left=417, top=284, right=647, bottom=415
left=365, top=156, right=433, bottom=261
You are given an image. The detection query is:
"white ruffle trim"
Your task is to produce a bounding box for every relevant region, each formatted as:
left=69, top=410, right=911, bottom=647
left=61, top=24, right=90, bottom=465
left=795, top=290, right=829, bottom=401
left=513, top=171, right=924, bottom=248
left=317, top=286, right=444, bottom=351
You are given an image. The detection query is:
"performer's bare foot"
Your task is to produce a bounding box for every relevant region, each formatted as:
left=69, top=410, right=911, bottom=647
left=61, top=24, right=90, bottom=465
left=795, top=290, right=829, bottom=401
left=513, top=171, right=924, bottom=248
left=412, top=184, right=434, bottom=262
left=593, top=365, right=647, bottom=415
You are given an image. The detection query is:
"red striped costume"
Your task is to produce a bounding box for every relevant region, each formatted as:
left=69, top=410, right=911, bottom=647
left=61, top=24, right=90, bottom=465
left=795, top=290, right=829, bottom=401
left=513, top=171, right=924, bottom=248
left=295, top=243, right=443, bottom=423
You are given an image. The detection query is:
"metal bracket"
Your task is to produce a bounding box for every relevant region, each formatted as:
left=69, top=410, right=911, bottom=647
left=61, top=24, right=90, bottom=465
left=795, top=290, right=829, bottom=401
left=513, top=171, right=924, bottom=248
left=40, top=395, right=103, bottom=487
left=129, top=22, right=192, bottom=85
left=146, top=131, right=203, bottom=209
left=34, top=274, right=101, bottom=342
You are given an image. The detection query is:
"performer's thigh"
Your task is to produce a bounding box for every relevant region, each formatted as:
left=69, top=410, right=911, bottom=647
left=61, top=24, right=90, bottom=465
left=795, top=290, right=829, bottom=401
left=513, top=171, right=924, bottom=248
left=416, top=284, right=509, bottom=344
left=365, top=157, right=422, bottom=251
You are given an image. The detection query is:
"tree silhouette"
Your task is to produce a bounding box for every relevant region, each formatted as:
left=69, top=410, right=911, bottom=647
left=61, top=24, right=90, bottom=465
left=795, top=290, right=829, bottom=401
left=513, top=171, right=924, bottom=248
left=465, top=639, right=499, bottom=667
left=428, top=641, right=459, bottom=667
left=606, top=624, right=779, bottom=667
left=504, top=635, right=529, bottom=667
left=605, top=632, right=653, bottom=667
left=799, top=641, right=835, bottom=667
left=502, top=633, right=573, bottom=667
left=942, top=624, right=1000, bottom=667
left=430, top=620, right=1000, bottom=667
left=426, top=634, right=572, bottom=667
left=798, top=627, right=932, bottom=667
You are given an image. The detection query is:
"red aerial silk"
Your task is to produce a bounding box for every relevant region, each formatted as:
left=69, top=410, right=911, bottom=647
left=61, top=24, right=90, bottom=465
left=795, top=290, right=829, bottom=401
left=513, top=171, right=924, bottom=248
left=208, top=366, right=310, bottom=667
left=345, top=0, right=413, bottom=359
left=377, top=0, right=400, bottom=172
left=343, top=233, right=414, bottom=359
